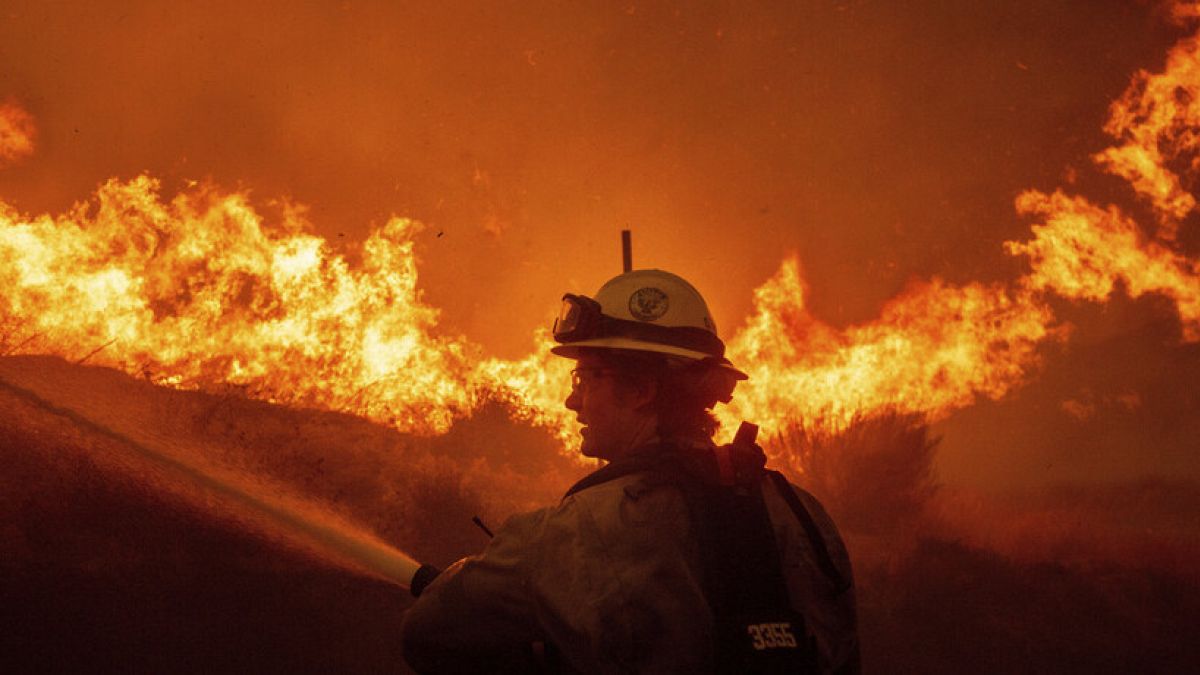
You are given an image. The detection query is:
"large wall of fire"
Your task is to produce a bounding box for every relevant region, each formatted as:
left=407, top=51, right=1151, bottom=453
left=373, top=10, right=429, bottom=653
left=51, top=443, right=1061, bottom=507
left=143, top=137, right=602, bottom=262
left=1, top=1, right=1198, bottom=490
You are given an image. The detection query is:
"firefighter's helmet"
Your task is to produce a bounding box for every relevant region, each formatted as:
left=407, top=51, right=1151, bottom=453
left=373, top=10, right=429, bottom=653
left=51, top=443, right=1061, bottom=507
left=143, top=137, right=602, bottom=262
left=551, top=269, right=748, bottom=380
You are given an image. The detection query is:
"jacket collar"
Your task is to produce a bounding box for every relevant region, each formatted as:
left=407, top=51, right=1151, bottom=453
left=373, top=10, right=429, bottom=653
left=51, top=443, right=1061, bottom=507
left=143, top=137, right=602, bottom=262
left=563, top=439, right=718, bottom=499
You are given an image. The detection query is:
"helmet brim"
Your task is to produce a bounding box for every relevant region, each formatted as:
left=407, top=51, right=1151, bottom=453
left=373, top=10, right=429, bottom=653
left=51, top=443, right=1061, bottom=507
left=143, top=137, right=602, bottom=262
left=551, top=337, right=749, bottom=380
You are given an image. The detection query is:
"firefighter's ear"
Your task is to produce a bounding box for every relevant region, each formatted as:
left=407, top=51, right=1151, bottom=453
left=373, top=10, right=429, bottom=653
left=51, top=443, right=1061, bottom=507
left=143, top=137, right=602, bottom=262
left=629, top=375, right=659, bottom=412
left=611, top=371, right=658, bottom=411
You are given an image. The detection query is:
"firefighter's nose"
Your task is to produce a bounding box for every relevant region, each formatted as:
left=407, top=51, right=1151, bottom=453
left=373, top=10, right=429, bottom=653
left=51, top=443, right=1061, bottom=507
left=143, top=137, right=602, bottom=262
left=565, top=385, right=581, bottom=412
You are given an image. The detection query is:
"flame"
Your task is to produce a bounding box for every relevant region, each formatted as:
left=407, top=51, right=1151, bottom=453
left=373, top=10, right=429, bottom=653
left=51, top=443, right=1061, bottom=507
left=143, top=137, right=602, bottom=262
left=1093, top=10, right=1200, bottom=236
left=1008, top=189, right=1200, bottom=339
left=1003, top=6, right=1200, bottom=341
left=722, top=8, right=1200, bottom=438
left=2, top=5, right=1199, bottom=458
left=717, top=258, right=1062, bottom=435
left=0, top=100, right=36, bottom=168
left=0, top=175, right=567, bottom=438
left=476, top=331, right=575, bottom=444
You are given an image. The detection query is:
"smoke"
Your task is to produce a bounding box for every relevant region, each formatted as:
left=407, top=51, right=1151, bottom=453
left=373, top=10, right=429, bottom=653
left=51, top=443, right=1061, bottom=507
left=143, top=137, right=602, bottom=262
left=0, top=100, right=35, bottom=168
left=0, top=1, right=1187, bottom=352
left=1, top=3, right=1199, bottom=669
left=766, top=406, right=1200, bottom=672
left=1009, top=189, right=1200, bottom=338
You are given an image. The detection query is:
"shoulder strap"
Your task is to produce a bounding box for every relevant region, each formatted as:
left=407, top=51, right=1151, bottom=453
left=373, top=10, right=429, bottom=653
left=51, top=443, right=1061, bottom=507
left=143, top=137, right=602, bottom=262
left=565, top=442, right=825, bottom=673
left=766, top=470, right=850, bottom=594
left=565, top=445, right=850, bottom=596
left=682, top=463, right=821, bottom=673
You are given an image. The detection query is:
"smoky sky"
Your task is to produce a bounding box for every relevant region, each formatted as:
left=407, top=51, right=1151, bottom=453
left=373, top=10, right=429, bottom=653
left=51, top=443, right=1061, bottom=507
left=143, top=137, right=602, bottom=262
left=1, top=1, right=1196, bottom=487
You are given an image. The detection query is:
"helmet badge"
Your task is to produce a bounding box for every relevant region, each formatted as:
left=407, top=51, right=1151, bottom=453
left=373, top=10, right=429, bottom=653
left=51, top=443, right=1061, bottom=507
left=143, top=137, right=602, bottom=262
left=629, top=287, right=669, bottom=322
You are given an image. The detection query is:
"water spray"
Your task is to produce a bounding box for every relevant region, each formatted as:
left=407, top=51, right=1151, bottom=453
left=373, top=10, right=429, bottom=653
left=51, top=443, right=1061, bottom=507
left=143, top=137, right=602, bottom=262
left=0, top=373, right=435, bottom=593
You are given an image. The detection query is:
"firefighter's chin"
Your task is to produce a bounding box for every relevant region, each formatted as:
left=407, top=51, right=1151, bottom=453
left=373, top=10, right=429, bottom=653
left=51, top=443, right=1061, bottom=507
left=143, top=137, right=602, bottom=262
left=578, top=426, right=601, bottom=459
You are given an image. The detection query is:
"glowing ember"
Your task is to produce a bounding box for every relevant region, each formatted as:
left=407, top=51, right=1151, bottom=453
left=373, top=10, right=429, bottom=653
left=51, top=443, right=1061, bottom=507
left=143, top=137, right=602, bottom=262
left=0, top=100, right=36, bottom=168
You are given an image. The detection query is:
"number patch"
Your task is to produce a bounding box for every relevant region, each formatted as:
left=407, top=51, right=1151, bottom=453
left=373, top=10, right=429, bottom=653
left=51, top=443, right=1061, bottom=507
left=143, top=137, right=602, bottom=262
left=747, top=622, right=798, bottom=650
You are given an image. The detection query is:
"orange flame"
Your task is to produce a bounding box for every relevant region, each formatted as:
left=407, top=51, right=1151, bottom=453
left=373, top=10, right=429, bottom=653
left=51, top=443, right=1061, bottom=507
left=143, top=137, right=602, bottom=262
left=717, top=258, right=1062, bottom=436
left=1174, top=0, right=1200, bottom=22
left=2, top=6, right=1199, bottom=457
left=721, top=6, right=1200, bottom=437
left=1093, top=11, right=1200, bottom=236
left=0, top=100, right=36, bottom=168
left=476, top=332, right=575, bottom=444
left=1005, top=6, right=1200, bottom=341
left=0, top=175, right=569, bottom=438
left=1008, top=190, right=1200, bottom=340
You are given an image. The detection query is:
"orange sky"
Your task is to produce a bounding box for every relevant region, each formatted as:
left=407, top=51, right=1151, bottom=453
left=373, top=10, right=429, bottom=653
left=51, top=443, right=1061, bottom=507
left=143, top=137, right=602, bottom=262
left=0, top=1, right=1186, bottom=350
left=1, top=1, right=1197, bottom=489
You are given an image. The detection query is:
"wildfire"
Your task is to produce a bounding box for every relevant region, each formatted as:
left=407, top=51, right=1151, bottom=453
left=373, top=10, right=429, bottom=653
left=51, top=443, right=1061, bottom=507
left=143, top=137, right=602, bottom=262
left=1008, top=190, right=1200, bottom=340
left=0, top=175, right=563, bottom=437
left=0, top=100, right=36, bottom=168
left=717, top=259, right=1062, bottom=436
left=721, top=8, right=1200, bottom=438
left=2, top=6, right=1199, bottom=457
left=1093, top=22, right=1200, bottom=235
left=1006, top=4, right=1200, bottom=342
left=0, top=169, right=1067, bottom=447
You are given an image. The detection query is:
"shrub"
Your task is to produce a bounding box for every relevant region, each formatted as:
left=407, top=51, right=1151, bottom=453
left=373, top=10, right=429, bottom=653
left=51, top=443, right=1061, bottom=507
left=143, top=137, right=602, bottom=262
left=764, top=409, right=940, bottom=534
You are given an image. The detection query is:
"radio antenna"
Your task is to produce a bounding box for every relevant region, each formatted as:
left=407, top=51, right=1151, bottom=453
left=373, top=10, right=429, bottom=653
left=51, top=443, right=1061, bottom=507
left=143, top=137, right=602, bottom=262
left=621, top=230, right=632, bottom=272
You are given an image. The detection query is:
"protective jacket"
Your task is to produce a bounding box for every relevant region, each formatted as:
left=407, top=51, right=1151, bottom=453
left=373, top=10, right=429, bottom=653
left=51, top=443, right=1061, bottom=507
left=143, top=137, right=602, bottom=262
left=401, top=441, right=859, bottom=674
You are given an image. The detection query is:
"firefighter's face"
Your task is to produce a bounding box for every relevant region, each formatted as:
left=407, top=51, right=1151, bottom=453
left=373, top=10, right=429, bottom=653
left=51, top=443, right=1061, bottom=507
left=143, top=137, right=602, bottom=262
left=565, top=354, right=657, bottom=461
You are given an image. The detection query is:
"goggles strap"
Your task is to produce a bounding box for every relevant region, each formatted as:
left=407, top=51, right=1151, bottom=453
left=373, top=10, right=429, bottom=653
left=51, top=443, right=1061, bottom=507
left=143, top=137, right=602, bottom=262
left=594, top=315, right=727, bottom=358
left=554, top=294, right=728, bottom=359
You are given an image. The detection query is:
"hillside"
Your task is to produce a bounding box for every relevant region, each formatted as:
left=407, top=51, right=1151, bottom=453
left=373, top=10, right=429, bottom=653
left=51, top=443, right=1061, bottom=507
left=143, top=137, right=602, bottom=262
left=2, top=355, right=1199, bottom=673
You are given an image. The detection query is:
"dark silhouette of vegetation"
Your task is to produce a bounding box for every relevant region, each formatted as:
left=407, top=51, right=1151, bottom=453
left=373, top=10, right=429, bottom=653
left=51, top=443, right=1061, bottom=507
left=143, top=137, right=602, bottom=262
left=2, top=357, right=1198, bottom=673
left=765, top=410, right=940, bottom=534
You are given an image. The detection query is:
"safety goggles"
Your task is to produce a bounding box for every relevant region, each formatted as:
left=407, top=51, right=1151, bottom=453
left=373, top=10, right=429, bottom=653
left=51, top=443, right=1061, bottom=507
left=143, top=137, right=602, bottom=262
left=553, top=294, right=604, bottom=344
left=552, top=293, right=728, bottom=359
left=570, top=367, right=616, bottom=390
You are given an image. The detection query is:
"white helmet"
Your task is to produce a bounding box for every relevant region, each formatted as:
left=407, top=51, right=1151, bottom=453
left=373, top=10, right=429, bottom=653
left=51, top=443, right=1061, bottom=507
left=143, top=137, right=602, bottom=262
left=551, top=269, right=748, bottom=380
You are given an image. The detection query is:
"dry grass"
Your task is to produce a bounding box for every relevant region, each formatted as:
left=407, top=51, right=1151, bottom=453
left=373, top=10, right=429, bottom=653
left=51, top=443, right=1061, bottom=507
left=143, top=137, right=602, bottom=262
left=4, top=358, right=1199, bottom=673
left=765, top=409, right=940, bottom=534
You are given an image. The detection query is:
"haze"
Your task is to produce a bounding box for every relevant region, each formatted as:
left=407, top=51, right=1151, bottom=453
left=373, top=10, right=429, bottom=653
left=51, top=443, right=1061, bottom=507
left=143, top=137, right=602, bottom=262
left=1, top=1, right=1196, bottom=488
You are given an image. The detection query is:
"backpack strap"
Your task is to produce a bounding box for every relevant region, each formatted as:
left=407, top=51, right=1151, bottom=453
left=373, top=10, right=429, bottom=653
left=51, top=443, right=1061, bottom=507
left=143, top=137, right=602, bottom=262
left=563, top=440, right=849, bottom=597
left=678, top=460, right=820, bottom=673
left=765, top=470, right=850, bottom=594
left=562, top=439, right=823, bottom=673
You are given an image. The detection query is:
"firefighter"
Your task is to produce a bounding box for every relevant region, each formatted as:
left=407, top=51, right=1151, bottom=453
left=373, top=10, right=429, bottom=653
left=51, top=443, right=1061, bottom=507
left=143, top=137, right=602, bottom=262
left=401, top=269, right=859, bottom=674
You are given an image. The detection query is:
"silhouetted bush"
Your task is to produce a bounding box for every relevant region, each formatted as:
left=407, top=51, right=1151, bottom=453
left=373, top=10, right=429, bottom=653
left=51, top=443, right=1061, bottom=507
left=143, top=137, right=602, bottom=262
left=4, top=357, right=1199, bottom=674
left=765, top=409, right=940, bottom=534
